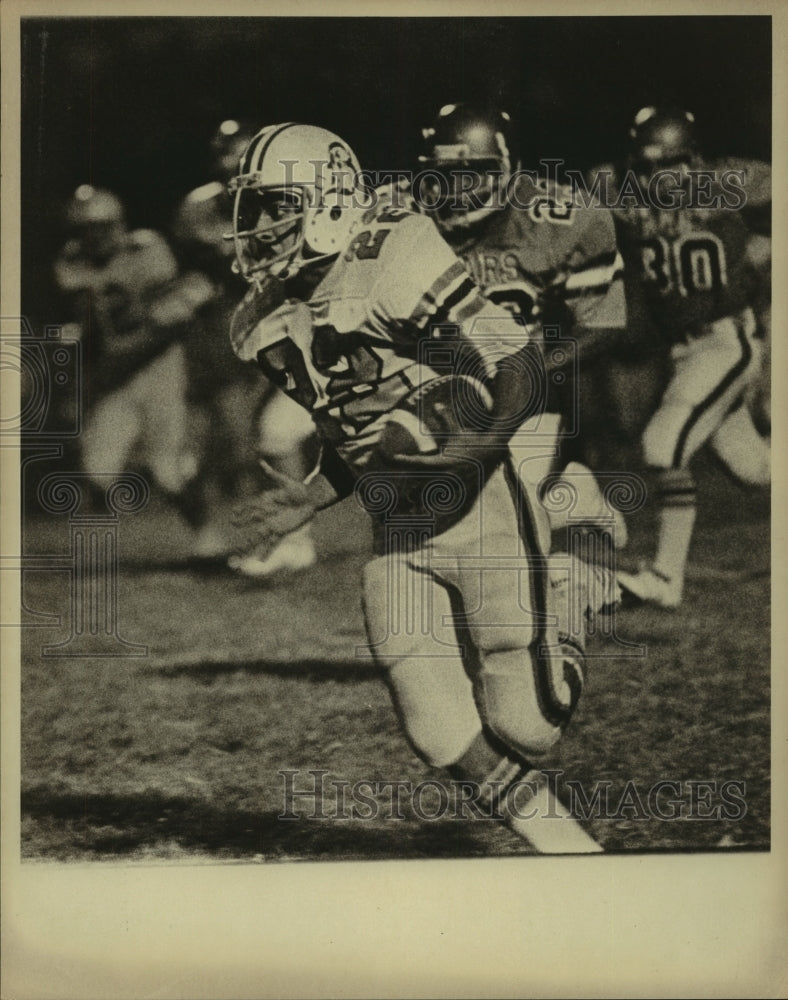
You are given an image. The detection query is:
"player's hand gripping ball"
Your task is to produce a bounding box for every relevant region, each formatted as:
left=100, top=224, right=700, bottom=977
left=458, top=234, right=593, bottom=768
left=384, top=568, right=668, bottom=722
left=377, top=374, right=493, bottom=464
left=367, top=374, right=495, bottom=527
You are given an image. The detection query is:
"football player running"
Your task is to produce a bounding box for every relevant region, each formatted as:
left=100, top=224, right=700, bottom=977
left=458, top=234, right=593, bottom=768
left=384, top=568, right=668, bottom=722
left=410, top=102, right=630, bottom=551
left=172, top=119, right=318, bottom=572
left=54, top=184, right=213, bottom=529
left=227, top=122, right=619, bottom=854
left=595, top=107, right=770, bottom=609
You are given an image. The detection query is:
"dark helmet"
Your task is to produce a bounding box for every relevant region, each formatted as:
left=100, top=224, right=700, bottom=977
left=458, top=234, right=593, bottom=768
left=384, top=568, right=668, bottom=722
left=418, top=102, right=516, bottom=233
left=420, top=102, right=516, bottom=170
left=210, top=118, right=259, bottom=181
left=628, top=106, right=699, bottom=171
left=63, top=184, right=126, bottom=260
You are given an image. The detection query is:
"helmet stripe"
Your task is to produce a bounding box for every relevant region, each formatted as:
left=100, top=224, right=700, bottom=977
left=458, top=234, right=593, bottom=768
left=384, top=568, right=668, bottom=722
left=241, top=122, right=296, bottom=176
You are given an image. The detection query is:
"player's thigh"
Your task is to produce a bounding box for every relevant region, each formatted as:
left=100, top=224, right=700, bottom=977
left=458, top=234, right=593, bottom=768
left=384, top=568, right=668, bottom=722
left=507, top=413, right=562, bottom=503
left=140, top=345, right=199, bottom=491
left=362, top=552, right=481, bottom=767
left=644, top=327, right=760, bottom=468
left=431, top=464, right=572, bottom=757
left=421, top=463, right=552, bottom=652
left=81, top=387, right=141, bottom=477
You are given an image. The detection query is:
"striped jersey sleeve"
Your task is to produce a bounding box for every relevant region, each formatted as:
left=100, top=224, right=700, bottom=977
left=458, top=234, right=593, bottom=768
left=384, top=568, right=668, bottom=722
left=561, top=205, right=626, bottom=330
left=374, top=213, right=489, bottom=333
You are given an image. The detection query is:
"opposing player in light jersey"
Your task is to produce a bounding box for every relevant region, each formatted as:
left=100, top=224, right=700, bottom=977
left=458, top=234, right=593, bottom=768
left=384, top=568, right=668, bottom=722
left=228, top=122, right=618, bottom=853
left=594, top=107, right=770, bottom=609
left=54, top=185, right=213, bottom=529
left=411, top=103, right=629, bottom=549
left=172, top=119, right=318, bottom=573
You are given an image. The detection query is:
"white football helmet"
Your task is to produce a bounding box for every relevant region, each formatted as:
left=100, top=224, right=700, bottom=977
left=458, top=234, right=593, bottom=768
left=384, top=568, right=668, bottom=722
left=228, top=123, right=368, bottom=283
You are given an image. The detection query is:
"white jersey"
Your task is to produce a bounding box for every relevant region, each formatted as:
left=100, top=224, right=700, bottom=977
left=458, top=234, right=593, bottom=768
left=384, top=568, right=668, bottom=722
left=230, top=204, right=527, bottom=475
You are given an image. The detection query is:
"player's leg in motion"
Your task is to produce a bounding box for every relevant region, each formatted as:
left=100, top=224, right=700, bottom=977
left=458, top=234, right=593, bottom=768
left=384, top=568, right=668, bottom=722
left=619, top=310, right=768, bottom=609
left=522, top=412, right=629, bottom=553
left=229, top=387, right=319, bottom=578
left=139, top=342, right=206, bottom=532
left=80, top=381, right=142, bottom=511
left=362, top=462, right=605, bottom=853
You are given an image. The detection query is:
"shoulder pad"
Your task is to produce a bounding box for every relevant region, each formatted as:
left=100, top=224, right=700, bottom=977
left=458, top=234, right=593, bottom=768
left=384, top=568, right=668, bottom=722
left=367, top=181, right=418, bottom=218
left=360, top=198, right=420, bottom=228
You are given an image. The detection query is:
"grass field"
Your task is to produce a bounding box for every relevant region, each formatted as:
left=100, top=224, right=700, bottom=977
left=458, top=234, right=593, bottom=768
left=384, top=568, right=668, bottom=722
left=19, top=452, right=770, bottom=862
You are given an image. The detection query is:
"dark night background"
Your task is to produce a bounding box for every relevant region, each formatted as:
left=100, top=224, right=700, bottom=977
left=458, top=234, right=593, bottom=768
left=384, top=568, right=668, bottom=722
left=21, top=15, right=771, bottom=326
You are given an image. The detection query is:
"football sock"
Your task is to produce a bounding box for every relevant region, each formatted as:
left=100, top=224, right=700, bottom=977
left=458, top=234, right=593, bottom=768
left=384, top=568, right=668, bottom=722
left=448, top=728, right=524, bottom=812
left=652, top=468, right=697, bottom=590
left=449, top=729, right=602, bottom=853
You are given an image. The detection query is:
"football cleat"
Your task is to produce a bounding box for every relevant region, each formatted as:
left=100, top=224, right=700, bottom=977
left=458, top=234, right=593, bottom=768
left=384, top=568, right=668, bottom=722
left=505, top=770, right=604, bottom=854
left=617, top=564, right=682, bottom=610
left=228, top=526, right=317, bottom=580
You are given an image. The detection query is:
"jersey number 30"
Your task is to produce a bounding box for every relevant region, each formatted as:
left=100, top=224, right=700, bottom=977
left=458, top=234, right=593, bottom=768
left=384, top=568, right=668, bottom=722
left=640, top=233, right=727, bottom=297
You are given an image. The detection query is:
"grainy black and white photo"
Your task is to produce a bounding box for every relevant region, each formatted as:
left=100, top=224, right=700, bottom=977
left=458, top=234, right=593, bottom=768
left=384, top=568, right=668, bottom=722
left=3, top=5, right=781, bottom=996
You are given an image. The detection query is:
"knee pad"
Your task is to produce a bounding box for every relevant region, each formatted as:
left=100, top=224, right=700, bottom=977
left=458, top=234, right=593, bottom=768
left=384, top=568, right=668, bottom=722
left=391, top=680, right=481, bottom=768
left=479, top=644, right=585, bottom=758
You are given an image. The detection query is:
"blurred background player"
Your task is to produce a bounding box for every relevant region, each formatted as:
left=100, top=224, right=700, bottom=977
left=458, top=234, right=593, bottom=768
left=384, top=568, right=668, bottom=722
left=54, top=184, right=214, bottom=533
left=414, top=102, right=629, bottom=550
left=600, top=107, right=771, bottom=608
left=171, top=119, right=318, bottom=574
left=227, top=121, right=617, bottom=853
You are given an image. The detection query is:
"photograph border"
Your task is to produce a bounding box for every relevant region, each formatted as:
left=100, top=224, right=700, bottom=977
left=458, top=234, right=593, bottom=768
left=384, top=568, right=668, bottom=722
left=2, top=1, right=786, bottom=997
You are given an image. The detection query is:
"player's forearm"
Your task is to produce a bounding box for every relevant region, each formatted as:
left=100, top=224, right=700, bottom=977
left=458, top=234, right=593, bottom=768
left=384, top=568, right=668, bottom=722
left=458, top=340, right=551, bottom=453
left=488, top=342, right=542, bottom=434
left=430, top=345, right=543, bottom=468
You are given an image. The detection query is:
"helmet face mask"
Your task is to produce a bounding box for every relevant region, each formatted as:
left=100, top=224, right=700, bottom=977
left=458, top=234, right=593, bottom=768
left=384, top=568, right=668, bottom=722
left=420, top=103, right=515, bottom=235
left=228, top=123, right=367, bottom=283
left=233, top=187, right=305, bottom=280
left=421, top=160, right=506, bottom=231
